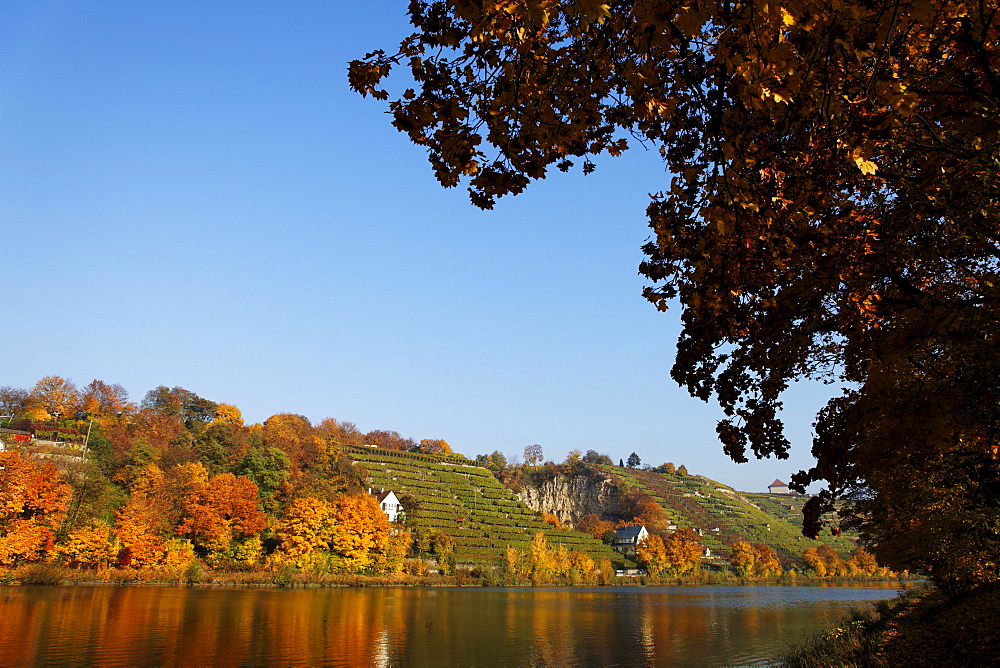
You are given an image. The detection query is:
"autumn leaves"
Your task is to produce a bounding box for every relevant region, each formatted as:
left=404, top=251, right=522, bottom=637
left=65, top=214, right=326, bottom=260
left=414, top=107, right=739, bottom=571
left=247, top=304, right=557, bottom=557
left=0, top=450, right=404, bottom=576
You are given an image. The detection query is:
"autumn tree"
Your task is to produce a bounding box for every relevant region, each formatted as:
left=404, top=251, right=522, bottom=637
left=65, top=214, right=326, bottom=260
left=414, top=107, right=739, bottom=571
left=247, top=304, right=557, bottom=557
left=0, top=451, right=72, bottom=565
left=528, top=531, right=556, bottom=584
left=661, top=528, right=702, bottom=575
left=636, top=534, right=669, bottom=577
left=176, top=472, right=266, bottom=566
left=753, top=543, right=782, bottom=577
left=262, top=413, right=324, bottom=471
left=327, top=492, right=391, bottom=572
left=847, top=547, right=880, bottom=577
left=802, top=547, right=828, bottom=577
left=80, top=380, right=131, bottom=422
left=729, top=540, right=757, bottom=578
left=351, top=0, right=1000, bottom=592
left=418, top=438, right=452, bottom=455
left=57, top=521, right=118, bottom=569
left=113, top=464, right=196, bottom=570
left=26, top=375, right=80, bottom=422
left=523, top=444, right=543, bottom=466
left=272, top=496, right=335, bottom=568
left=578, top=513, right=615, bottom=541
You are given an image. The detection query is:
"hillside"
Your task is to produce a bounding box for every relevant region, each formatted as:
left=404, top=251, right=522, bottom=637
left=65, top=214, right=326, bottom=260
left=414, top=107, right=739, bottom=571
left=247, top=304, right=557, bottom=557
left=603, top=466, right=857, bottom=568
left=348, top=444, right=857, bottom=571
left=345, top=445, right=632, bottom=568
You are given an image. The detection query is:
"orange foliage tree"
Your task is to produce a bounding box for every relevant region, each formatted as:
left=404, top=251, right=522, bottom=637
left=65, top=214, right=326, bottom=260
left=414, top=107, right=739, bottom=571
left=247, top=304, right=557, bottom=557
left=262, top=413, right=324, bottom=471
left=577, top=514, right=615, bottom=541
left=113, top=465, right=194, bottom=570
left=176, top=473, right=265, bottom=566
left=0, top=451, right=71, bottom=565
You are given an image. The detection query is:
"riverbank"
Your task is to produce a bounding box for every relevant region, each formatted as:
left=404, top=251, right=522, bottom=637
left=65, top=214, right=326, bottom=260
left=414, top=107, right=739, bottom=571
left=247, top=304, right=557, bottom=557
left=784, top=583, right=1000, bottom=666
left=2, top=561, right=911, bottom=589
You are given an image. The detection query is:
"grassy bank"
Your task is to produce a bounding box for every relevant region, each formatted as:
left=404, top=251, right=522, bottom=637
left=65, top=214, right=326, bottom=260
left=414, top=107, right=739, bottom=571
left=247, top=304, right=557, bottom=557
left=1, top=562, right=908, bottom=589
left=784, top=584, right=1000, bottom=666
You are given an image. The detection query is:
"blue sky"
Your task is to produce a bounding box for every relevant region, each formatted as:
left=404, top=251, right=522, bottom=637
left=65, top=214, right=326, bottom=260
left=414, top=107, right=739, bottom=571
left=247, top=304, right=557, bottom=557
left=1, top=1, right=831, bottom=492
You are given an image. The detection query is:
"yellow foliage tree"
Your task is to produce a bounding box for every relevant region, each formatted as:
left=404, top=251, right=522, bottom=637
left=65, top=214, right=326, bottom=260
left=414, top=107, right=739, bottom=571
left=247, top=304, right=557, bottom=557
left=529, top=532, right=556, bottom=584
left=636, top=534, right=669, bottom=577
left=662, top=528, right=702, bottom=575
left=802, top=547, right=828, bottom=577
left=753, top=543, right=782, bottom=577
left=327, top=493, right=390, bottom=572
left=272, top=497, right=334, bottom=569
left=371, top=527, right=412, bottom=575
left=501, top=545, right=529, bottom=583
left=57, top=522, right=118, bottom=569
left=848, top=547, right=880, bottom=576
left=568, top=551, right=596, bottom=584
left=729, top=540, right=757, bottom=578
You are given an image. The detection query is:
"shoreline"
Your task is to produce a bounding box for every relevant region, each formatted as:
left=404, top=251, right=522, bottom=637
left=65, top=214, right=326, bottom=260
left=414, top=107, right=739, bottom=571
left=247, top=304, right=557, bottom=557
left=1, top=564, right=915, bottom=590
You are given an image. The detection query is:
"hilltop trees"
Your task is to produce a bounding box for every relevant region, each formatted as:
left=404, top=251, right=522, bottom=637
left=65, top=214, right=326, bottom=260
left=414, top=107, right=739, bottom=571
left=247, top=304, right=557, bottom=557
left=523, top=444, right=543, bottom=466
left=351, top=0, right=1000, bottom=591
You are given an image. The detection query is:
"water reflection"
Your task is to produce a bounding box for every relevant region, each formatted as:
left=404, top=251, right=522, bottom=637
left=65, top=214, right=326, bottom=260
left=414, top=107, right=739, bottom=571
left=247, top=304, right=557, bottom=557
left=0, top=585, right=901, bottom=666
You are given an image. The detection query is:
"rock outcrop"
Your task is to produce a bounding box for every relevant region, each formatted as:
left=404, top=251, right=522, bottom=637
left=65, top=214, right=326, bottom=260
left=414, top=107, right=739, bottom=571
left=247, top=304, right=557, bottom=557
left=515, top=474, right=624, bottom=528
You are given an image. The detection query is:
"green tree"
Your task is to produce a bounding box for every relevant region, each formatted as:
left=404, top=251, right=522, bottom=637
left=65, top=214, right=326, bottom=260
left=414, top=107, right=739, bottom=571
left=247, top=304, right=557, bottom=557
left=237, top=446, right=291, bottom=503
left=626, top=452, right=641, bottom=468
left=351, top=0, right=1000, bottom=593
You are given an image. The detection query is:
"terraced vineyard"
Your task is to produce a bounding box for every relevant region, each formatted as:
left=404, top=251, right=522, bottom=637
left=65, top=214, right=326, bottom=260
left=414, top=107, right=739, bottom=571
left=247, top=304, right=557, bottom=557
left=607, top=467, right=857, bottom=568
left=346, top=445, right=632, bottom=567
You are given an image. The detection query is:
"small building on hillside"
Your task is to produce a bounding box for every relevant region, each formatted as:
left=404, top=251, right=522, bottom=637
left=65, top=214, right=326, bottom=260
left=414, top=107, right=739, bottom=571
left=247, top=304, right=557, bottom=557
left=371, top=489, right=402, bottom=523
left=768, top=479, right=790, bottom=495
left=612, top=525, right=649, bottom=555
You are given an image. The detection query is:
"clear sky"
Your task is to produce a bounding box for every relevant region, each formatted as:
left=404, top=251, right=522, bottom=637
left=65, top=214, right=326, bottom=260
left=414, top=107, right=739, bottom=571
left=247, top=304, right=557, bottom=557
left=1, top=1, right=834, bottom=492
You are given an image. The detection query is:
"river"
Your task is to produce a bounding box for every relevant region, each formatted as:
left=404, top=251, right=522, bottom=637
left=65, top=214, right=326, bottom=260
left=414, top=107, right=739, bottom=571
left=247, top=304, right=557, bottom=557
left=0, top=584, right=904, bottom=666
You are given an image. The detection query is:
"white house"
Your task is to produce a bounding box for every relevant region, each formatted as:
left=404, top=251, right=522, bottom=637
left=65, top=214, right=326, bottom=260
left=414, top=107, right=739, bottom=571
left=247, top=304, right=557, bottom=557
left=371, top=489, right=402, bottom=523
left=768, top=479, right=790, bottom=495
left=612, top=525, right=649, bottom=555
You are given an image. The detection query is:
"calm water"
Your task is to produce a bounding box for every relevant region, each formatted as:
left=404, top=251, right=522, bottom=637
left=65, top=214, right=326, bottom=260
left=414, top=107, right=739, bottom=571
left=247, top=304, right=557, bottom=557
left=0, top=584, right=903, bottom=666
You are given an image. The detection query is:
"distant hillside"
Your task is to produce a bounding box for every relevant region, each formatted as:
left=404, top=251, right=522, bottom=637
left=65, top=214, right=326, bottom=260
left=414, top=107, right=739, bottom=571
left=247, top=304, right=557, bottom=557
left=348, top=444, right=858, bottom=571
left=604, top=466, right=856, bottom=568
left=345, top=445, right=632, bottom=568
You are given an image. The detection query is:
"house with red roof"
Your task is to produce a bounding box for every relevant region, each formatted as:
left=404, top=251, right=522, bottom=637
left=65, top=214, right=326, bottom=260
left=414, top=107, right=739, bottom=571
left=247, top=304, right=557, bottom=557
left=768, top=479, right=790, bottom=495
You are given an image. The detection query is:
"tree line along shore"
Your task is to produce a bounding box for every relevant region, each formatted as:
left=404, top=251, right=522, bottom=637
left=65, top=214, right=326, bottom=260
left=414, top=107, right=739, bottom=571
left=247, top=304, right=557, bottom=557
left=2, top=376, right=892, bottom=585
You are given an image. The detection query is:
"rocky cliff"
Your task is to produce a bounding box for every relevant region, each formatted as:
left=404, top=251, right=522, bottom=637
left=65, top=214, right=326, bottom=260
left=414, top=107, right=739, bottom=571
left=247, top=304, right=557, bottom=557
left=515, top=474, right=623, bottom=528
